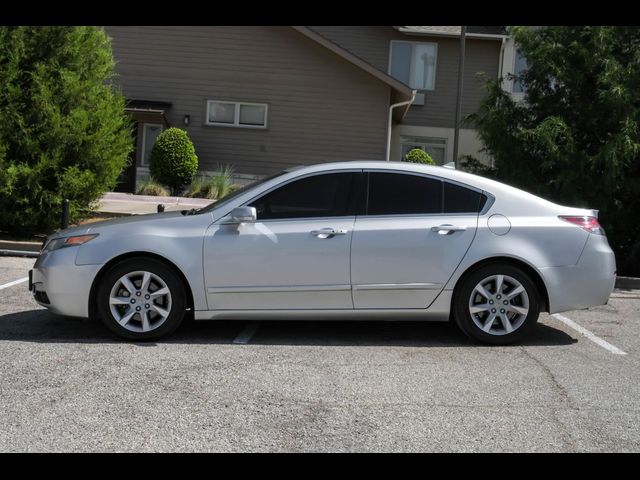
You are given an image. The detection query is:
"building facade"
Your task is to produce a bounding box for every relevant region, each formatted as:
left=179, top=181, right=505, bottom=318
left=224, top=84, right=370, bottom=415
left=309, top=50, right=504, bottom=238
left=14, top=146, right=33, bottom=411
left=105, top=26, right=513, bottom=191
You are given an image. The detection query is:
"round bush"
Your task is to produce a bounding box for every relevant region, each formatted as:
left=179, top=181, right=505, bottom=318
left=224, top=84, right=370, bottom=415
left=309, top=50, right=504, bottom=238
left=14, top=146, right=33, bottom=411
left=405, top=148, right=435, bottom=165
left=149, top=128, right=198, bottom=194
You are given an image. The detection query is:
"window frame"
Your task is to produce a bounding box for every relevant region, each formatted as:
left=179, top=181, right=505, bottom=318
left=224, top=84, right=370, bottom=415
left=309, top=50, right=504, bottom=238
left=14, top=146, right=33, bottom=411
left=241, top=169, right=364, bottom=223
left=400, top=136, right=448, bottom=165
left=140, top=123, right=164, bottom=167
left=363, top=169, right=492, bottom=217
left=388, top=40, right=439, bottom=91
left=511, top=47, right=528, bottom=94
left=205, top=100, right=269, bottom=129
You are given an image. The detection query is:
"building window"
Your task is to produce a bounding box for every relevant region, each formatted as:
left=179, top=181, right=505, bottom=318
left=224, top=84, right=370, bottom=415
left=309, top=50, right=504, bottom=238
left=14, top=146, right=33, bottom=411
left=400, top=136, right=447, bottom=165
left=389, top=41, right=438, bottom=91
left=141, top=123, right=163, bottom=166
left=512, top=49, right=528, bottom=93
left=206, top=100, right=268, bottom=128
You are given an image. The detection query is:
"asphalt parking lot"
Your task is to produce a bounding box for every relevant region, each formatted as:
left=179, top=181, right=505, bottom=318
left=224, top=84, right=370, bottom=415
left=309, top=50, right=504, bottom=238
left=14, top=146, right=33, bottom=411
left=1, top=255, right=639, bottom=452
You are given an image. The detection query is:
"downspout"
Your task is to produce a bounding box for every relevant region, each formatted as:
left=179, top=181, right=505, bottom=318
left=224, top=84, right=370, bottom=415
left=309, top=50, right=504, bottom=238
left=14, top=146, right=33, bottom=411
left=498, top=36, right=507, bottom=83
left=386, top=90, right=417, bottom=161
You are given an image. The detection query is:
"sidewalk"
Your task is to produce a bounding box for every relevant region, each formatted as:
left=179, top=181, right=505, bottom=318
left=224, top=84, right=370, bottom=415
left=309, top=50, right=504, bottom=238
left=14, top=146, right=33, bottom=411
left=97, top=192, right=213, bottom=215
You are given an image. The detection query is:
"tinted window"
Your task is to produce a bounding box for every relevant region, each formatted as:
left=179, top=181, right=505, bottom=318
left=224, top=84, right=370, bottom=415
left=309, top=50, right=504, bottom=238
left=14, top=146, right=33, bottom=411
left=443, top=182, right=483, bottom=213
left=249, top=173, right=354, bottom=220
left=367, top=173, right=442, bottom=215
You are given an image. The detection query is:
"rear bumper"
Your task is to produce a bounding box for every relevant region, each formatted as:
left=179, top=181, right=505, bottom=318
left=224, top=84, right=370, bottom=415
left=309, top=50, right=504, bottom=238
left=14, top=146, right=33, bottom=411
left=541, top=234, right=616, bottom=314
left=30, top=247, right=101, bottom=318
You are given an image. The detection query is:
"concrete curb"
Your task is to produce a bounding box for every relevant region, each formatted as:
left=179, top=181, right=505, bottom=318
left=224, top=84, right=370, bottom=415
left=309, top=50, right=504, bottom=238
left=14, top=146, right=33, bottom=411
left=0, top=239, right=42, bottom=253
left=0, top=249, right=40, bottom=258
left=616, top=276, right=640, bottom=290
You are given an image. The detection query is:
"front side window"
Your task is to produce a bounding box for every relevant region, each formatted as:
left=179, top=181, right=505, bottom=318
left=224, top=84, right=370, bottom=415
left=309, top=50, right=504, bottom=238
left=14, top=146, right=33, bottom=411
left=249, top=173, right=355, bottom=220
left=367, top=173, right=442, bottom=215
left=390, top=41, right=438, bottom=90
left=206, top=100, right=268, bottom=128
left=400, top=136, right=447, bottom=165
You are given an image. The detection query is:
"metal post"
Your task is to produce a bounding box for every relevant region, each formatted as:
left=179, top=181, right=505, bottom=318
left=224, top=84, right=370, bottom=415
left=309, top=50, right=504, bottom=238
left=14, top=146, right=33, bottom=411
left=61, top=199, right=70, bottom=230
left=453, top=26, right=467, bottom=166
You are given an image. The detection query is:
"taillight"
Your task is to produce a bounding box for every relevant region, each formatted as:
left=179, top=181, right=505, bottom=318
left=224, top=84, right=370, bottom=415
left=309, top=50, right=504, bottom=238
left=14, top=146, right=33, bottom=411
left=559, top=216, right=605, bottom=235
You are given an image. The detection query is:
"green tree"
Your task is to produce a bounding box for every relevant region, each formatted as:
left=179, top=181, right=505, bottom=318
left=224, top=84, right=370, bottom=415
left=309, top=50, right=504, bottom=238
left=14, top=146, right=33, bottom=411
left=467, top=26, right=640, bottom=276
left=149, top=128, right=198, bottom=194
left=0, top=26, right=133, bottom=235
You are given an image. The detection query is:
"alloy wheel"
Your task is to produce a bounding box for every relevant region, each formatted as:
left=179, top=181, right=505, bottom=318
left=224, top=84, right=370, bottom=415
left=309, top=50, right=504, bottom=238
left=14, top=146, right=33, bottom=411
left=468, top=274, right=530, bottom=336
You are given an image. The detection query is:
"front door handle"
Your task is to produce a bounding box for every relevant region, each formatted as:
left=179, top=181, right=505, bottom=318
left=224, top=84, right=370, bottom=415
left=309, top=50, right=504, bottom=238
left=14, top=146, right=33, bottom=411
left=431, top=224, right=467, bottom=235
left=311, top=228, right=348, bottom=238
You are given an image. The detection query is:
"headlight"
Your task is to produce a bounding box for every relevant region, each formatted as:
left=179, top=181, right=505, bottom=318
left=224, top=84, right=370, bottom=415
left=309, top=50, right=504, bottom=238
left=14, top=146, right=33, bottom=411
left=45, top=234, right=99, bottom=251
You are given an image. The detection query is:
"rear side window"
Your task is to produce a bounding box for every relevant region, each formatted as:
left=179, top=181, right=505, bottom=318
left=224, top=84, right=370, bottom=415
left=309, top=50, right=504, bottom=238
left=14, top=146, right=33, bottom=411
left=367, top=173, right=442, bottom=215
left=249, top=172, right=354, bottom=220
left=443, top=182, right=485, bottom=213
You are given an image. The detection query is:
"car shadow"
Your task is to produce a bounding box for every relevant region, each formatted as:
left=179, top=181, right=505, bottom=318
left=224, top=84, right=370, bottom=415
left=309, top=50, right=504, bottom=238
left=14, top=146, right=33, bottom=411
left=0, top=309, right=577, bottom=347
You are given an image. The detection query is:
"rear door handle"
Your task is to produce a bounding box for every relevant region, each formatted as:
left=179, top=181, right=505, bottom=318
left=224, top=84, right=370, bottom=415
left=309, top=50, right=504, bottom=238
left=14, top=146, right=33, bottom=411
left=311, top=228, right=348, bottom=238
left=431, top=224, right=467, bottom=235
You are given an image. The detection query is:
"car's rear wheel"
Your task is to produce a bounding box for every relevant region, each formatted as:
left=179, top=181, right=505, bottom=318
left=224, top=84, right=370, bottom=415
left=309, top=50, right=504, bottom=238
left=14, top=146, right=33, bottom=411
left=453, top=263, right=540, bottom=345
left=96, top=258, right=186, bottom=340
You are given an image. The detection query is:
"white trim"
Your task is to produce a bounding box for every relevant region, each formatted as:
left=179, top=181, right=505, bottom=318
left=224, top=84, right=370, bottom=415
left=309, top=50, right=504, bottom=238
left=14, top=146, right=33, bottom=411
left=388, top=40, right=438, bottom=91
left=205, top=100, right=268, bottom=129
left=400, top=134, right=448, bottom=164
left=140, top=123, right=164, bottom=167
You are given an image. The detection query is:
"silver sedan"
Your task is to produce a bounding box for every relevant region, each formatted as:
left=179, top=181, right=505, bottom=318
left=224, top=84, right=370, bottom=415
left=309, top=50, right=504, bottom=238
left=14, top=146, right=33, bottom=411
left=30, top=161, right=616, bottom=344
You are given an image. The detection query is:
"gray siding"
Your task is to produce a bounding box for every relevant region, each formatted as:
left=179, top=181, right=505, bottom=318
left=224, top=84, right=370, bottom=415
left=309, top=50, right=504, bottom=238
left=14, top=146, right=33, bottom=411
left=308, top=26, right=501, bottom=128
left=105, top=26, right=392, bottom=176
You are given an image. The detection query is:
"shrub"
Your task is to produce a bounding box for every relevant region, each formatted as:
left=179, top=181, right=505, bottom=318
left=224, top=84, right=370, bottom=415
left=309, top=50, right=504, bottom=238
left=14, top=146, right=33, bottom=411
left=211, top=165, right=234, bottom=199
left=148, top=128, right=198, bottom=194
left=136, top=178, right=170, bottom=197
left=0, top=27, right=133, bottom=235
left=183, top=175, right=217, bottom=199
left=183, top=165, right=236, bottom=200
left=405, top=148, right=435, bottom=165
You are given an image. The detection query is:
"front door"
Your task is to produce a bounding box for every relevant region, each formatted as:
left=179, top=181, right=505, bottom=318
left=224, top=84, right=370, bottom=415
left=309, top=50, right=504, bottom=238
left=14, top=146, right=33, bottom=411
left=203, top=171, right=359, bottom=310
left=351, top=171, right=481, bottom=309
left=114, top=121, right=138, bottom=193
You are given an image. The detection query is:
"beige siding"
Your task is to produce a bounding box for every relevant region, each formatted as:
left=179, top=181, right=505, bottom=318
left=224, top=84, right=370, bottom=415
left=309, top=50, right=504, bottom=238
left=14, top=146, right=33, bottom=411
left=105, top=26, right=391, bottom=176
left=308, top=26, right=501, bottom=128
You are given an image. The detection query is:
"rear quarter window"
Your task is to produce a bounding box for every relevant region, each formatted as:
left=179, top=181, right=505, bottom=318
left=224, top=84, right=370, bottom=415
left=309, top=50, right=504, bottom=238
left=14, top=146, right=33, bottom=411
left=443, top=182, right=487, bottom=213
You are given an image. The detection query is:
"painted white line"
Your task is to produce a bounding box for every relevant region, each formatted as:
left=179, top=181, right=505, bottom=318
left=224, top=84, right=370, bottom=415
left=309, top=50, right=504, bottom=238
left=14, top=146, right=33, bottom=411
left=0, top=276, right=29, bottom=291
left=552, top=313, right=627, bottom=355
left=232, top=322, right=260, bottom=345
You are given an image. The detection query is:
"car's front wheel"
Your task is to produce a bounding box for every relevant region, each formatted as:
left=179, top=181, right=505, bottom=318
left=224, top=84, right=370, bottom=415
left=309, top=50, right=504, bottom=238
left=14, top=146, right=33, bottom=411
left=96, top=258, right=187, bottom=340
left=453, top=263, right=540, bottom=345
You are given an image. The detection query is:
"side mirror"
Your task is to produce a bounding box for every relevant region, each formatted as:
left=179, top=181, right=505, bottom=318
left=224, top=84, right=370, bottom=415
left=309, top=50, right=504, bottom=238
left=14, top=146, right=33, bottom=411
left=229, top=206, right=257, bottom=224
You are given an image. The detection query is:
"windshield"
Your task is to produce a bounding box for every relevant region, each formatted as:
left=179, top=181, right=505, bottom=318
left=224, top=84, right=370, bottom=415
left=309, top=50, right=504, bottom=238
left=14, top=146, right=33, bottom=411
left=196, top=170, right=288, bottom=214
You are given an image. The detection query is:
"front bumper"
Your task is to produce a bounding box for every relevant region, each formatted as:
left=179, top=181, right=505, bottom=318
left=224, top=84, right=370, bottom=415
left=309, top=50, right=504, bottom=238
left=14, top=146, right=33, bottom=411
left=541, top=233, right=616, bottom=314
left=30, top=247, right=102, bottom=318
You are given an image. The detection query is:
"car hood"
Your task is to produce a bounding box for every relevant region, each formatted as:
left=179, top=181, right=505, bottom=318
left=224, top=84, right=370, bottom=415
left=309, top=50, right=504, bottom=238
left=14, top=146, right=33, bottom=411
left=49, top=211, right=186, bottom=239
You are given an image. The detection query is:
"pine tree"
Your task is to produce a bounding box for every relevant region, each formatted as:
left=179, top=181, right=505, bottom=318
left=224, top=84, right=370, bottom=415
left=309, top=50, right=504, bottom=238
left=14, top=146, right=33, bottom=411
left=0, top=26, right=133, bottom=234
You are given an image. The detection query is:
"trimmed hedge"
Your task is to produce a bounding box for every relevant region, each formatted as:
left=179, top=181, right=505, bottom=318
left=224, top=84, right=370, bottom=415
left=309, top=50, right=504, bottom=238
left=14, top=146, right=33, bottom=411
left=149, top=128, right=198, bottom=194
left=405, top=148, right=435, bottom=165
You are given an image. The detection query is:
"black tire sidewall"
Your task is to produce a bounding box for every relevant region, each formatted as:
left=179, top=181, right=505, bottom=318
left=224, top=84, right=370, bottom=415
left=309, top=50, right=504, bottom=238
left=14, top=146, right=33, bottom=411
left=453, top=263, right=540, bottom=345
left=96, top=258, right=187, bottom=341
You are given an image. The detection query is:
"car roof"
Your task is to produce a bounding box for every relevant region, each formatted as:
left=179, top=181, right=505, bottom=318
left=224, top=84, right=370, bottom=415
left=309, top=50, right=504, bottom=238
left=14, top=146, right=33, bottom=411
left=288, top=161, right=559, bottom=209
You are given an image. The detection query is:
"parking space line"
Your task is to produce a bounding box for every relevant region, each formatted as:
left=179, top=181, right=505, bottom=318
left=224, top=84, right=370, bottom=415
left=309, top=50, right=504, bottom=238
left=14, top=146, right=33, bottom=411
left=232, top=322, right=260, bottom=344
left=0, top=277, right=29, bottom=291
left=552, top=313, right=627, bottom=355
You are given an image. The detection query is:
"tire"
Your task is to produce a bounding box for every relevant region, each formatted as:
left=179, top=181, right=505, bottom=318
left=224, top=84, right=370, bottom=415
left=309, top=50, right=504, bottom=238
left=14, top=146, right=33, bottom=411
left=452, top=263, right=540, bottom=345
left=96, top=257, right=187, bottom=341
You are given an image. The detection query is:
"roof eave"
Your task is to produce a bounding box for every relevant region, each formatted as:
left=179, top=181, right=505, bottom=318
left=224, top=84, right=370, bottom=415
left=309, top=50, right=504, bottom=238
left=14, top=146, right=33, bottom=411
left=292, top=26, right=414, bottom=103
